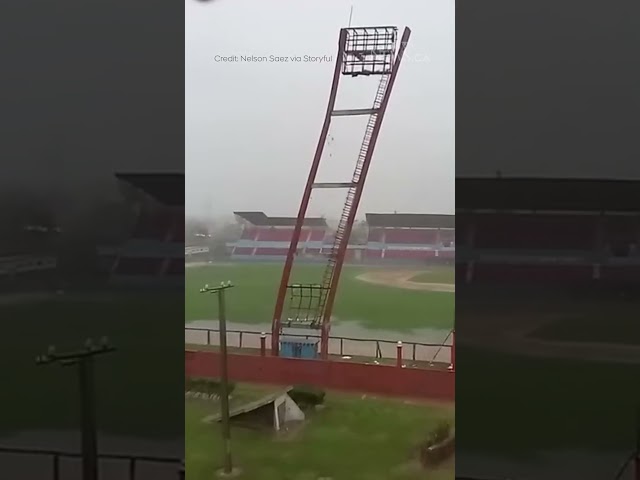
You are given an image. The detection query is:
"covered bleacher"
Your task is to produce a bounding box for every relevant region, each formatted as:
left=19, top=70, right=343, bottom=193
left=365, top=213, right=455, bottom=263
left=230, top=211, right=331, bottom=260
left=456, top=177, right=640, bottom=284
left=106, top=173, right=184, bottom=286
left=0, top=197, right=60, bottom=291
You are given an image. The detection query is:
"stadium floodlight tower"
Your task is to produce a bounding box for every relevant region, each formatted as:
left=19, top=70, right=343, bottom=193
left=271, top=26, right=412, bottom=359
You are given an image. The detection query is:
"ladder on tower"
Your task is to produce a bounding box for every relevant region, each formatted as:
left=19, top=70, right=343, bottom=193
left=316, top=74, right=390, bottom=315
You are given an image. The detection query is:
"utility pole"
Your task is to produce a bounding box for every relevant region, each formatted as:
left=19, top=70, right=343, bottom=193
left=36, top=337, right=115, bottom=480
left=200, top=281, right=235, bottom=475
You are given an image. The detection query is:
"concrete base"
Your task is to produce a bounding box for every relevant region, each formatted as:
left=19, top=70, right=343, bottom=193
left=216, top=467, right=242, bottom=478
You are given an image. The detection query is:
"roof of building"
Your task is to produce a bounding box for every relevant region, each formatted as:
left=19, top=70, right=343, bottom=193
left=234, top=211, right=328, bottom=227
left=365, top=213, right=455, bottom=229
left=457, top=177, right=640, bottom=212
left=115, top=173, right=184, bottom=207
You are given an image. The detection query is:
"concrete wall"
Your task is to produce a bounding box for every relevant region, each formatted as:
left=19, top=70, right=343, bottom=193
left=185, top=350, right=455, bottom=402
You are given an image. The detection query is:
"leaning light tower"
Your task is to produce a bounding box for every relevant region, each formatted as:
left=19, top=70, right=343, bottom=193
left=271, top=26, right=412, bottom=359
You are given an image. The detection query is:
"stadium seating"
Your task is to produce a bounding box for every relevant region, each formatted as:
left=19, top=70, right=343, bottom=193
left=438, top=250, right=455, bottom=259
left=254, top=247, right=289, bottom=256
left=439, top=229, right=455, bottom=245
left=134, top=212, right=174, bottom=240
left=384, top=249, right=435, bottom=260
left=384, top=229, right=438, bottom=245
left=241, top=228, right=258, bottom=240
left=600, top=265, right=640, bottom=282
left=364, top=223, right=453, bottom=263
left=473, top=214, right=596, bottom=250
left=456, top=178, right=640, bottom=286
left=166, top=258, right=185, bottom=275
left=111, top=208, right=182, bottom=281
left=230, top=212, right=454, bottom=263
left=257, top=228, right=295, bottom=242
left=172, top=223, right=186, bottom=242
left=233, top=247, right=254, bottom=255
left=472, top=263, right=592, bottom=283
left=458, top=212, right=640, bottom=285
left=308, top=229, right=325, bottom=241
left=115, top=257, right=163, bottom=275
left=231, top=223, right=328, bottom=259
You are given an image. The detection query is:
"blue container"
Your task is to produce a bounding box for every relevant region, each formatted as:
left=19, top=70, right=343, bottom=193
left=280, top=337, right=319, bottom=359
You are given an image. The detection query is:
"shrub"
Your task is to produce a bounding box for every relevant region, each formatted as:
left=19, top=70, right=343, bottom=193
left=289, top=385, right=326, bottom=407
left=185, top=377, right=235, bottom=395
left=419, top=420, right=455, bottom=467
left=430, top=420, right=451, bottom=444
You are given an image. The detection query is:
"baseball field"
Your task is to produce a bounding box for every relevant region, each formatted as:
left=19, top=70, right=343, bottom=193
left=0, top=262, right=455, bottom=438
left=455, top=287, right=640, bottom=479
left=185, top=262, right=455, bottom=333
left=0, top=292, right=184, bottom=438
left=185, top=262, right=640, bottom=478
left=5, top=261, right=636, bottom=478
left=185, top=261, right=456, bottom=479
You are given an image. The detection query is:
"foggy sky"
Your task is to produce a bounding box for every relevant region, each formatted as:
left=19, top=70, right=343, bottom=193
left=1, top=0, right=184, bottom=207
left=456, top=1, right=640, bottom=181
left=185, top=0, right=455, bottom=218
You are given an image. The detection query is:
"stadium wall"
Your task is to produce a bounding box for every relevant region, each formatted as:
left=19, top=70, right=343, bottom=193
left=185, top=350, right=455, bottom=402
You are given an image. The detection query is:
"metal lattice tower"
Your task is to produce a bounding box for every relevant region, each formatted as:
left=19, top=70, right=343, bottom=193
left=271, top=26, right=411, bottom=358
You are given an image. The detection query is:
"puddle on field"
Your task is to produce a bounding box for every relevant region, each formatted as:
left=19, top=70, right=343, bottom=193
left=186, top=319, right=453, bottom=362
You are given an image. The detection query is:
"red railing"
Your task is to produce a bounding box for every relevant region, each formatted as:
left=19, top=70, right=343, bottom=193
left=185, top=327, right=453, bottom=365
left=0, top=446, right=183, bottom=480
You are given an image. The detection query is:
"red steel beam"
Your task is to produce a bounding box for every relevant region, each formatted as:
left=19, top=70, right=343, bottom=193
left=270, top=29, right=348, bottom=355
left=319, top=27, right=412, bottom=359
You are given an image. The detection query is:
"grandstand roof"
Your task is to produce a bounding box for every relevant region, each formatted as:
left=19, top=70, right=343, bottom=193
left=115, top=173, right=184, bottom=207
left=234, top=211, right=328, bottom=227
left=366, top=213, right=455, bottom=229
left=457, top=177, right=640, bottom=212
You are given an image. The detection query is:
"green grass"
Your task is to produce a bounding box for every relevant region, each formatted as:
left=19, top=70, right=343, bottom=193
left=186, top=264, right=454, bottom=331
left=457, top=291, right=640, bottom=455
left=408, top=270, right=455, bottom=284
left=186, top=386, right=454, bottom=480
left=457, top=347, right=640, bottom=454
left=530, top=311, right=640, bottom=346
left=0, top=293, right=183, bottom=437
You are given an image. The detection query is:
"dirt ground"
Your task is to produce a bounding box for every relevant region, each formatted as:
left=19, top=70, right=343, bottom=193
left=356, top=270, right=455, bottom=293
left=354, top=270, right=640, bottom=364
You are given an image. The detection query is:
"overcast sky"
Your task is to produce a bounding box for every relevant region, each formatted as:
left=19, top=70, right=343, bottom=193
left=185, top=0, right=455, bottom=219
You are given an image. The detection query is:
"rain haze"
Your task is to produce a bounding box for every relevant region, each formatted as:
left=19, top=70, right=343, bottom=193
left=185, top=0, right=455, bottom=220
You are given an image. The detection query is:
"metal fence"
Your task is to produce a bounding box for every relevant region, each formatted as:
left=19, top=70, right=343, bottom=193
left=0, top=446, right=183, bottom=480
left=185, top=327, right=452, bottom=364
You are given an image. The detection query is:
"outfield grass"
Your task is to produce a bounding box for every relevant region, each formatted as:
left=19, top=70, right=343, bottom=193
left=530, top=312, right=640, bottom=346
left=0, top=293, right=183, bottom=437
left=186, top=386, right=454, bottom=480
left=458, top=347, right=640, bottom=455
left=186, top=264, right=454, bottom=331
left=457, top=290, right=640, bottom=455
left=409, top=269, right=455, bottom=284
